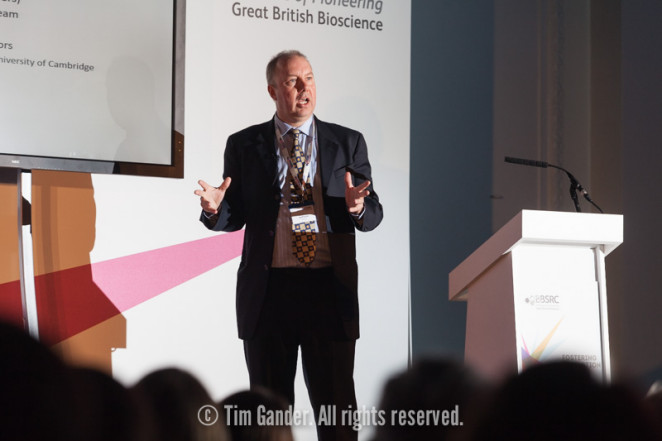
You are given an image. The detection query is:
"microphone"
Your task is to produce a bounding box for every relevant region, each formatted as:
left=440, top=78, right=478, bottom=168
left=504, top=156, right=604, bottom=213
left=504, top=156, right=549, bottom=169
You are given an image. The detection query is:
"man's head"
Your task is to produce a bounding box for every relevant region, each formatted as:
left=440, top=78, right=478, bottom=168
left=267, top=50, right=316, bottom=127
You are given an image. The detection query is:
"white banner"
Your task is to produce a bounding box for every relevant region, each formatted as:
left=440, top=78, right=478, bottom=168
left=512, top=244, right=606, bottom=380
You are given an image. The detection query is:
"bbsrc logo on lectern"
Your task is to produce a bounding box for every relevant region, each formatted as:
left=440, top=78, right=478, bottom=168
left=525, top=294, right=561, bottom=310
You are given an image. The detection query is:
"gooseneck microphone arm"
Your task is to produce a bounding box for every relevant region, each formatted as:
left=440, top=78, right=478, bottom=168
left=548, top=163, right=582, bottom=212
left=504, top=156, right=604, bottom=213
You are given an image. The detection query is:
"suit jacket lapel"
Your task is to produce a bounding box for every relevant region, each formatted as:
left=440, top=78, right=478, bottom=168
left=316, top=117, right=341, bottom=191
left=254, top=118, right=278, bottom=186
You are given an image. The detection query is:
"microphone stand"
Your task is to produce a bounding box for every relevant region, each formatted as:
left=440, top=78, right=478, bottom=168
left=547, top=164, right=582, bottom=213
left=505, top=157, right=604, bottom=213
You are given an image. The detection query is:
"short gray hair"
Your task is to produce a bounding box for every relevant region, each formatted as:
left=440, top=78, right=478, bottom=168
left=266, top=50, right=310, bottom=86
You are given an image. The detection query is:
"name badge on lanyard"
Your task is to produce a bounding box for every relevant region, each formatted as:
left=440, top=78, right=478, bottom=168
left=290, top=205, right=319, bottom=234
left=275, top=123, right=319, bottom=233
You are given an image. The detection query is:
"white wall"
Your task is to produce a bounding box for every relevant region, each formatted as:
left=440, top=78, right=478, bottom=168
left=92, top=1, right=412, bottom=440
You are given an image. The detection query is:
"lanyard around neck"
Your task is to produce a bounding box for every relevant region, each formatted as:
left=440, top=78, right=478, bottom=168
left=275, top=122, right=316, bottom=192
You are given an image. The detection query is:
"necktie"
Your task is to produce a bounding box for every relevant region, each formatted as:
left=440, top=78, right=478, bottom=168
left=289, top=129, right=312, bottom=204
left=290, top=129, right=316, bottom=265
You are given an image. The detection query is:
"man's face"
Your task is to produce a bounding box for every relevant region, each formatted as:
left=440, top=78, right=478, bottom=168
left=268, top=55, right=316, bottom=126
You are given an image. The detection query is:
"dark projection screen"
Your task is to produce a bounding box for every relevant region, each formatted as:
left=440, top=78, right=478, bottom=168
left=0, top=0, right=185, bottom=178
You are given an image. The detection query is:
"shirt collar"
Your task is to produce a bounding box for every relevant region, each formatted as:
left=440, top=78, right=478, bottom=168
left=274, top=114, right=314, bottom=138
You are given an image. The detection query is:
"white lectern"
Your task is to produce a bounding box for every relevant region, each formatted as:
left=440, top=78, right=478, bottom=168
left=449, top=210, right=623, bottom=382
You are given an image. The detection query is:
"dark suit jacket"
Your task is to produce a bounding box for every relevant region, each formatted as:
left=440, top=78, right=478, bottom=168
left=201, top=116, right=383, bottom=340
